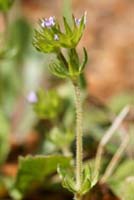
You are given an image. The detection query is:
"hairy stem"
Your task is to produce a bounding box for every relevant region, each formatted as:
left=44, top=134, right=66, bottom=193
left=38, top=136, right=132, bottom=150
left=73, top=82, right=83, bottom=199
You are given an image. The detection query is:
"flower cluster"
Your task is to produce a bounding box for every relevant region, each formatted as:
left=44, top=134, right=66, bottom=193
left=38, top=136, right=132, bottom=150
left=33, top=12, right=87, bottom=53
left=33, top=12, right=88, bottom=81
left=41, top=16, right=55, bottom=28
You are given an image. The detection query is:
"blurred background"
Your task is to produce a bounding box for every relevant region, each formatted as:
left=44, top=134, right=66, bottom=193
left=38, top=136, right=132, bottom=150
left=0, top=0, right=134, bottom=200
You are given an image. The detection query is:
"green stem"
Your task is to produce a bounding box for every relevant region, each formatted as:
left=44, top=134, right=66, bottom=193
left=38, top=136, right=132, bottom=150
left=73, top=82, right=83, bottom=199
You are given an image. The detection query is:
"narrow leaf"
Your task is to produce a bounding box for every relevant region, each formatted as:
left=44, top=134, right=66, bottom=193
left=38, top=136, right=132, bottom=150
left=79, top=47, right=88, bottom=72
left=63, top=17, right=72, bottom=35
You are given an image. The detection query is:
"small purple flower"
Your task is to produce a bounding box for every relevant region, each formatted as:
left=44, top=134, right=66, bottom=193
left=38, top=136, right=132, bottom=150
left=75, top=18, right=81, bottom=26
left=27, top=91, right=38, bottom=103
left=75, top=12, right=87, bottom=26
left=49, top=16, right=55, bottom=25
left=54, top=34, right=59, bottom=41
left=41, top=16, right=55, bottom=28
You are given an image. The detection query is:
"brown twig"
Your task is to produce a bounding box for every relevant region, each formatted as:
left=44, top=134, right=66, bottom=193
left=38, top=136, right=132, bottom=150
left=100, top=134, right=130, bottom=183
left=94, top=105, right=130, bottom=176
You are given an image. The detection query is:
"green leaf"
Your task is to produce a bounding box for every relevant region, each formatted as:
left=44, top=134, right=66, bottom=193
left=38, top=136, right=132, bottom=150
left=0, top=47, right=17, bottom=60
left=57, top=165, right=76, bottom=193
left=108, top=93, right=134, bottom=114
left=10, top=155, right=71, bottom=200
left=79, top=47, right=88, bottom=73
left=109, top=160, right=134, bottom=183
left=0, top=0, right=14, bottom=11
left=48, top=127, right=74, bottom=151
left=63, top=17, right=72, bottom=35
left=63, top=176, right=76, bottom=193
left=79, top=164, right=98, bottom=195
left=83, top=164, right=91, bottom=181
left=33, top=89, right=62, bottom=119
left=8, top=18, right=32, bottom=61
left=49, top=62, right=69, bottom=78
left=80, top=165, right=91, bottom=194
left=80, top=178, right=91, bottom=195
left=57, top=163, right=98, bottom=195
left=120, top=179, right=134, bottom=200
left=68, top=48, right=80, bottom=73
left=108, top=160, right=134, bottom=199
left=0, top=111, right=10, bottom=165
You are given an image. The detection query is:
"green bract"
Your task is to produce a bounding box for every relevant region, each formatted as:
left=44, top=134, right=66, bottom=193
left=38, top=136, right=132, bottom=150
left=49, top=47, right=88, bottom=81
left=33, top=13, right=87, bottom=53
left=57, top=164, right=98, bottom=196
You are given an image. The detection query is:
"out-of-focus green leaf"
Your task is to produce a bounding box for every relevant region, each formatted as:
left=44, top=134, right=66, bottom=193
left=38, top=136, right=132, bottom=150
left=48, top=127, right=74, bottom=152
left=108, top=160, right=134, bottom=199
left=57, top=165, right=76, bottom=193
left=120, top=180, right=134, bottom=200
left=83, top=108, right=109, bottom=126
left=0, top=17, right=32, bottom=115
left=108, top=93, right=134, bottom=113
left=10, top=155, right=71, bottom=200
left=33, top=89, right=63, bottom=119
left=110, top=177, right=134, bottom=200
left=0, top=47, right=17, bottom=60
left=0, top=111, right=10, bottom=164
left=79, top=73, right=87, bottom=90
left=43, top=127, right=74, bottom=155
left=109, top=160, right=134, bottom=183
left=8, top=18, right=31, bottom=61
left=0, top=0, right=14, bottom=11
left=62, top=0, right=72, bottom=26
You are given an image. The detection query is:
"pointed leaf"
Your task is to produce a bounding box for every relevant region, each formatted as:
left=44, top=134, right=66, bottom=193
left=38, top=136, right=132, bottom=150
left=83, top=164, right=91, bottom=180
left=63, top=17, right=72, bottom=35
left=57, top=165, right=76, bottom=193
left=49, top=62, right=69, bottom=78
left=91, top=171, right=98, bottom=187
left=79, top=47, right=88, bottom=73
left=68, top=48, right=80, bottom=71
left=80, top=178, right=91, bottom=195
left=57, top=164, right=67, bottom=179
left=63, top=175, right=76, bottom=193
left=72, top=15, right=77, bottom=28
